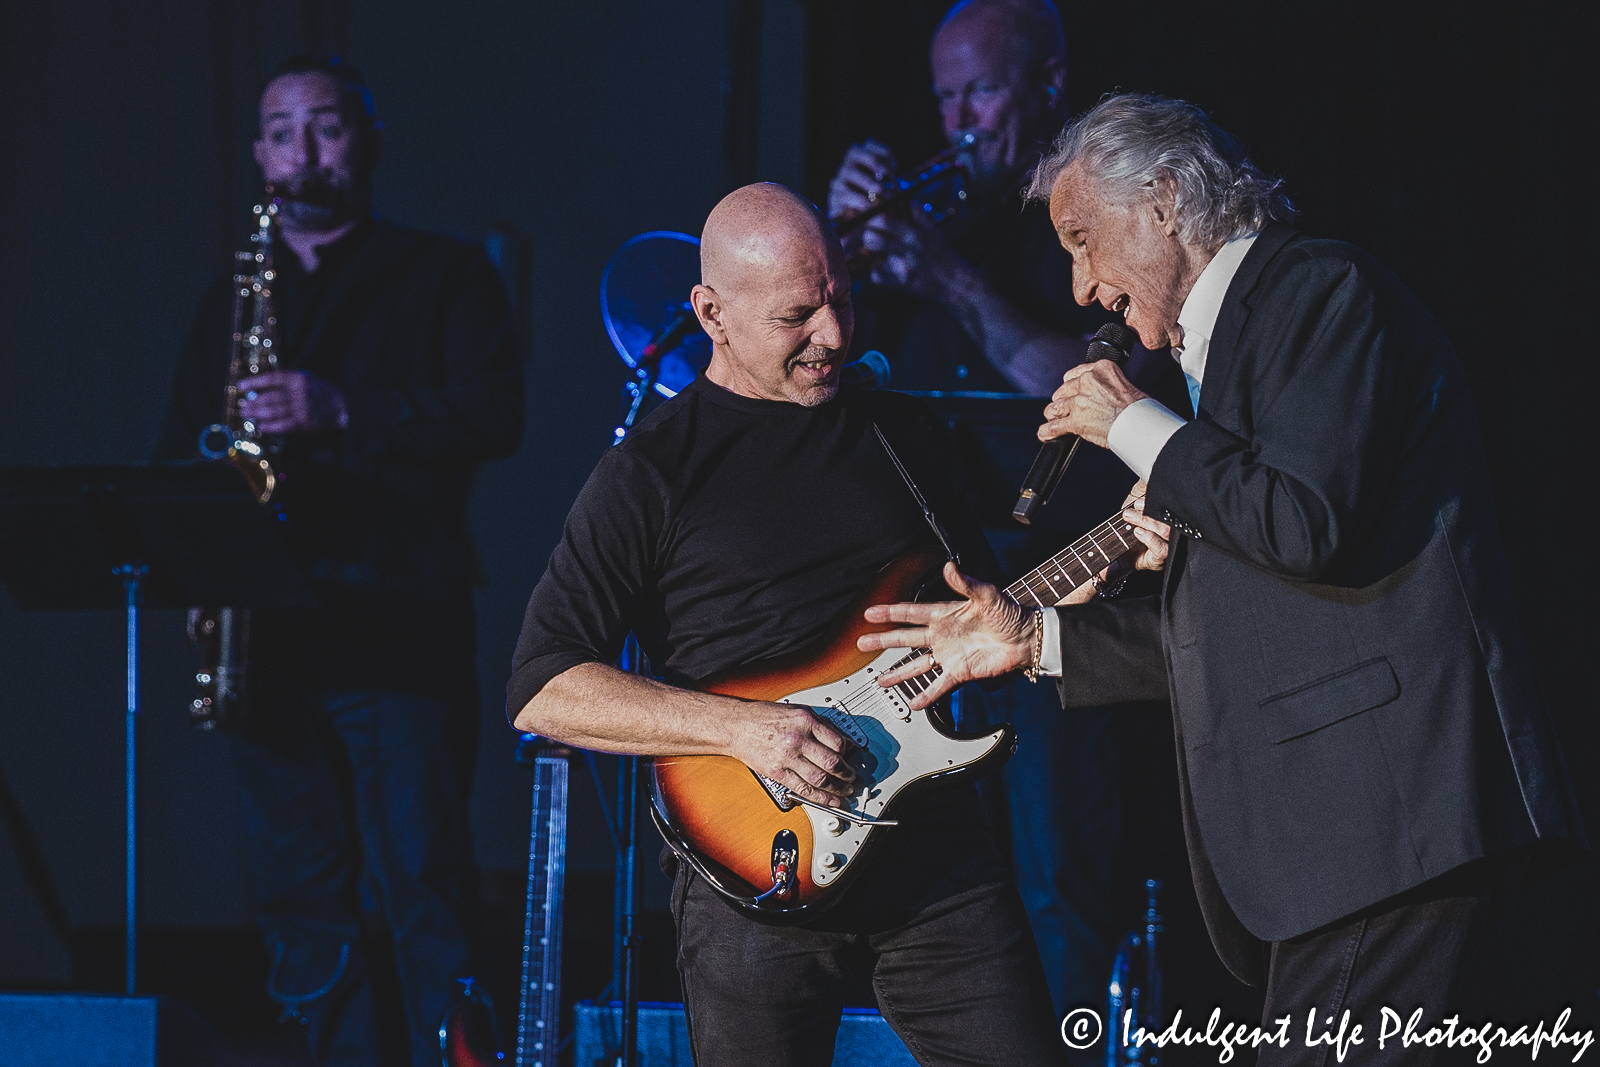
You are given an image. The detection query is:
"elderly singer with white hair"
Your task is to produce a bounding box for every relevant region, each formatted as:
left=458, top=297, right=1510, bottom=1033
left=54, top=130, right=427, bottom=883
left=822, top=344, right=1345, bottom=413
left=859, top=94, right=1580, bottom=1060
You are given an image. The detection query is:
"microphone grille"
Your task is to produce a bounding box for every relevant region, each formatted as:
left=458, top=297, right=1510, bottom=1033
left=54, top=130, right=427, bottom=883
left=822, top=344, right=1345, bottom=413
left=1087, top=322, right=1137, bottom=365
left=841, top=350, right=892, bottom=389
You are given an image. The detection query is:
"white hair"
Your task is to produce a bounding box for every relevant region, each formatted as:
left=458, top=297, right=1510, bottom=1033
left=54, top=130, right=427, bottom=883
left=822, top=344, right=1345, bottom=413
left=1027, top=93, right=1295, bottom=247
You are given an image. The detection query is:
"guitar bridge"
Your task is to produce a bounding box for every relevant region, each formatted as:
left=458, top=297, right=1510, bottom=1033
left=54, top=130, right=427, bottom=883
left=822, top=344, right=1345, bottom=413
left=756, top=772, right=796, bottom=810
left=756, top=703, right=868, bottom=811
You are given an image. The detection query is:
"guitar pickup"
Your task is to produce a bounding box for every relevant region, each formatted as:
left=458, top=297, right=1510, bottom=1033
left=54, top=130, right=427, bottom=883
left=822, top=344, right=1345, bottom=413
left=785, top=700, right=868, bottom=748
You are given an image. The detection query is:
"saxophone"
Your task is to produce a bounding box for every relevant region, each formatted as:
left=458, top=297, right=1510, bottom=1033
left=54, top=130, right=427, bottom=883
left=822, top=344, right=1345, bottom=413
left=199, top=188, right=282, bottom=501
left=190, top=189, right=284, bottom=730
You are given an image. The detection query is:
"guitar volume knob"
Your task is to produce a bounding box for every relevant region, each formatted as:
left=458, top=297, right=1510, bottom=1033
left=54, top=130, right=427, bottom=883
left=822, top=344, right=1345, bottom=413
left=821, top=852, right=846, bottom=871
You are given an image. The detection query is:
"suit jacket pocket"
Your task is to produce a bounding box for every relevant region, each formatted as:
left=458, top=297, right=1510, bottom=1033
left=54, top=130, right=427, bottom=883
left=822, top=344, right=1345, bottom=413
left=1257, top=657, right=1399, bottom=743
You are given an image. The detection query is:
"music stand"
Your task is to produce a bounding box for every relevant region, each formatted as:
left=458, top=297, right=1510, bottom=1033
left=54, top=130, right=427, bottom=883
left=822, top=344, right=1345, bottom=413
left=0, top=463, right=313, bottom=995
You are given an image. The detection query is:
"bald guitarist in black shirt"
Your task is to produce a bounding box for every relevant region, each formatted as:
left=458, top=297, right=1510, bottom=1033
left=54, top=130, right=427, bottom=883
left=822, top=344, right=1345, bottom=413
left=511, top=183, right=1075, bottom=1067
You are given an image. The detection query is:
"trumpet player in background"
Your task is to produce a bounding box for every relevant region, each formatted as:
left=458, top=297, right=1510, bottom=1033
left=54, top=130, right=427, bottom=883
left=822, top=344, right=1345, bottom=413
left=827, top=0, right=1193, bottom=1029
left=835, top=0, right=1111, bottom=396
left=156, top=56, right=523, bottom=1067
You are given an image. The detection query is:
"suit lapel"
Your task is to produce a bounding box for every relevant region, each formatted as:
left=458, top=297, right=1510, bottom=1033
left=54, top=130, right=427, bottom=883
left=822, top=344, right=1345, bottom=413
left=1195, top=223, right=1297, bottom=425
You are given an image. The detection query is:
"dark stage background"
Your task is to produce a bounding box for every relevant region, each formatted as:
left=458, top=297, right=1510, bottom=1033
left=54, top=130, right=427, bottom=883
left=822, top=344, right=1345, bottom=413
left=2, top=0, right=1595, bottom=1050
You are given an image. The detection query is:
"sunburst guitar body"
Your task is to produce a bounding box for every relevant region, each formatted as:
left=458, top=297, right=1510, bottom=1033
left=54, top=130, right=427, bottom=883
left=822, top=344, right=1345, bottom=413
left=649, top=547, right=1016, bottom=923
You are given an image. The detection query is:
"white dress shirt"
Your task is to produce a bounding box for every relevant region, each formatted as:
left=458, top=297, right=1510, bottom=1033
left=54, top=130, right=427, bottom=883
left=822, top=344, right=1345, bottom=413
left=1036, top=233, right=1258, bottom=676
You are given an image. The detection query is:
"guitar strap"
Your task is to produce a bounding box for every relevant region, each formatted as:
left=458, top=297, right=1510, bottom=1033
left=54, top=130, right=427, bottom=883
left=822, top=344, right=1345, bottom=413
left=873, top=422, right=962, bottom=568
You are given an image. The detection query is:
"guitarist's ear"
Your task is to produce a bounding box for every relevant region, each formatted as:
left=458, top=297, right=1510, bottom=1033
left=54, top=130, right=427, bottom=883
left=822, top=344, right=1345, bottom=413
left=692, top=284, right=729, bottom=347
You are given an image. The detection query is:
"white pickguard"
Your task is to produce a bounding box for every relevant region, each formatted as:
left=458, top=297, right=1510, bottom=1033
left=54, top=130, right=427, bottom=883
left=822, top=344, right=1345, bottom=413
left=773, top=648, right=1008, bottom=887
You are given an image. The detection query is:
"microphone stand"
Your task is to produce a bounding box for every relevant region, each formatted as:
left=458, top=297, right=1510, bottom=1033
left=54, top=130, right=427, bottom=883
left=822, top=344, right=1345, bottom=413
left=116, top=563, right=147, bottom=996
left=608, top=359, right=657, bottom=1067
left=615, top=641, right=646, bottom=1067
left=614, top=305, right=693, bottom=445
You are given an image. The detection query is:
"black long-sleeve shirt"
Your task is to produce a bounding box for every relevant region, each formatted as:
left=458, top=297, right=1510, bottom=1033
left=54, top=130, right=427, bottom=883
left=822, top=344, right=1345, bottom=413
left=159, top=217, right=523, bottom=695
left=509, top=377, right=996, bottom=709
left=510, top=376, right=1008, bottom=928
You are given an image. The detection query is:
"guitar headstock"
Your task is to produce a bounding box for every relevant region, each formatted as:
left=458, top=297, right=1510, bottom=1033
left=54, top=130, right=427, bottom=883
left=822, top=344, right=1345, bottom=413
left=516, top=732, right=573, bottom=765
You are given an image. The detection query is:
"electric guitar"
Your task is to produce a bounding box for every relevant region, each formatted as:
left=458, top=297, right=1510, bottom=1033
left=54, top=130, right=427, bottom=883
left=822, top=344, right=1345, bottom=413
left=651, top=507, right=1146, bottom=922
left=514, top=736, right=571, bottom=1067
left=441, top=736, right=571, bottom=1067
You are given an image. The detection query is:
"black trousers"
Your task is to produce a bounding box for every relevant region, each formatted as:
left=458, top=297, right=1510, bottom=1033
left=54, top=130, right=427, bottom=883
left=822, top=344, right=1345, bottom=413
left=672, top=868, right=1070, bottom=1067
left=229, top=688, right=479, bottom=1067
left=957, top=680, right=1122, bottom=1015
left=1256, top=853, right=1526, bottom=1067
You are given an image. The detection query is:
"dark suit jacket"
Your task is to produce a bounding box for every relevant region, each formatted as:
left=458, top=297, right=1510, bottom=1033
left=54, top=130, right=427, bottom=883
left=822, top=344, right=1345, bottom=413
left=1054, top=224, right=1580, bottom=981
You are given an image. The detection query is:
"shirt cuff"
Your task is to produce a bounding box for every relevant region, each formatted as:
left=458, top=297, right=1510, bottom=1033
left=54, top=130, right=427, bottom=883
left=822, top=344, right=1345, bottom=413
left=1038, top=608, right=1062, bottom=678
left=1107, top=398, right=1187, bottom=482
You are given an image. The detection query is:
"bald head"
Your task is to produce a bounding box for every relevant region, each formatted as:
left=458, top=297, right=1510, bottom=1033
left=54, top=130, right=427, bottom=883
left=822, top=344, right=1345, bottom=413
left=935, top=0, right=1064, bottom=71
left=692, top=184, right=853, bottom=407
left=930, top=0, right=1066, bottom=187
left=701, top=183, right=842, bottom=294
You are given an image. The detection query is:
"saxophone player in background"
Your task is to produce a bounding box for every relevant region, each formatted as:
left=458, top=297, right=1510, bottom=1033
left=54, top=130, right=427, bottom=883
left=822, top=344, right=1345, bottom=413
left=156, top=56, right=523, bottom=1067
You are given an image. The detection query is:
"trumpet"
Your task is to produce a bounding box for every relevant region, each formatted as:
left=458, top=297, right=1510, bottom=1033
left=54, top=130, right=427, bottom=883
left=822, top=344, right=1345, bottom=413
left=832, top=132, right=978, bottom=267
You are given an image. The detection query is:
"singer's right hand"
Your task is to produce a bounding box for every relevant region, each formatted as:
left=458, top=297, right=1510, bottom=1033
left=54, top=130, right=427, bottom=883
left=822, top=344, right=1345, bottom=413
left=1040, top=360, right=1147, bottom=448
left=857, top=562, right=1032, bottom=710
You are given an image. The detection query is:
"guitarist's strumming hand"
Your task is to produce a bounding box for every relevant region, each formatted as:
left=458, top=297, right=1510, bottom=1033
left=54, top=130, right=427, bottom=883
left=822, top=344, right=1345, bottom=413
left=514, top=664, right=858, bottom=809
left=728, top=703, right=858, bottom=809
left=857, top=563, right=1034, bottom=710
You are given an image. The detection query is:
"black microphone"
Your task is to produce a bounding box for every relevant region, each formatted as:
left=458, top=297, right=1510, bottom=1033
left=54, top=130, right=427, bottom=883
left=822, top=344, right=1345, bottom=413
left=840, top=350, right=891, bottom=389
left=1012, top=322, right=1137, bottom=525
left=639, top=304, right=702, bottom=364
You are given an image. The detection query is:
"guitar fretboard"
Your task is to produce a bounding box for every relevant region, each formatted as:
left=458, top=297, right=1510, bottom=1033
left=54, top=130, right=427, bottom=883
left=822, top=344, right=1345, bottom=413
left=1005, top=514, right=1139, bottom=608
left=881, top=509, right=1140, bottom=700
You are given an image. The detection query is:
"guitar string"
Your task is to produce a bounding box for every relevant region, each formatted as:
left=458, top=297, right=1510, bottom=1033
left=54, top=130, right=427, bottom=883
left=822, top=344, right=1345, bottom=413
left=823, top=516, right=1138, bottom=714
left=835, top=520, right=1131, bottom=712
left=800, top=521, right=1138, bottom=803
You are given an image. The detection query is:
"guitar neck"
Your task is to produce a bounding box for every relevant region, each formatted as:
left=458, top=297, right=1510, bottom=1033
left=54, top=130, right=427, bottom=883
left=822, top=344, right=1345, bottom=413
left=875, top=509, right=1140, bottom=704
left=1005, top=512, right=1139, bottom=608
left=516, top=751, right=570, bottom=1067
